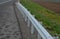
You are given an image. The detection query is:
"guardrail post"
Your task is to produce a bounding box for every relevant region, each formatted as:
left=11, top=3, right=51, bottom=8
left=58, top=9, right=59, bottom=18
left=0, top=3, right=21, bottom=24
left=25, top=16, right=28, bottom=22
left=27, top=19, right=30, bottom=27
left=38, top=33, right=42, bottom=39
left=53, top=36, right=59, bottom=39
left=31, top=24, right=34, bottom=34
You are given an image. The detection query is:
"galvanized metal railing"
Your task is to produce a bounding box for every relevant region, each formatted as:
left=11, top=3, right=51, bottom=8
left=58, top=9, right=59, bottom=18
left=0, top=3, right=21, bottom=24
left=15, top=2, right=54, bottom=39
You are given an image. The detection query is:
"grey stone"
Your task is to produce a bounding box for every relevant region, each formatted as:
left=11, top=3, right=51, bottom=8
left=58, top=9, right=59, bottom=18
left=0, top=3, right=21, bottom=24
left=0, top=3, right=22, bottom=39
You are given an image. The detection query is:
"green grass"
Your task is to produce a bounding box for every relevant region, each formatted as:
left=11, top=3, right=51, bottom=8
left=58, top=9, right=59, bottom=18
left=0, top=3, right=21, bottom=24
left=20, top=0, right=60, bottom=36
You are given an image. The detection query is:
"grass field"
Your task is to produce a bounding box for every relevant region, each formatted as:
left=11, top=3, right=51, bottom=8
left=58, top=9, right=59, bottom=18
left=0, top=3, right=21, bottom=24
left=20, top=0, right=60, bottom=36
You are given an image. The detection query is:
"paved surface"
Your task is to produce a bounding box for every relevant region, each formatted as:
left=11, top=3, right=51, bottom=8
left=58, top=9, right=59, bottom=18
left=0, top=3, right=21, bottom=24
left=0, top=4, right=22, bottom=39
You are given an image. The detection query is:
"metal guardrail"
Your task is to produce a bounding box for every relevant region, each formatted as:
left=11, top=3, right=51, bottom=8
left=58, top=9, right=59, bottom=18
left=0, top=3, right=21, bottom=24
left=15, top=2, right=54, bottom=39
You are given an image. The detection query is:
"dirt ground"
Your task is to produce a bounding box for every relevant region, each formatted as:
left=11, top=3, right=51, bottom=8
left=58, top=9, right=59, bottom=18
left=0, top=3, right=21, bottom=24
left=32, top=0, right=60, bottom=13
